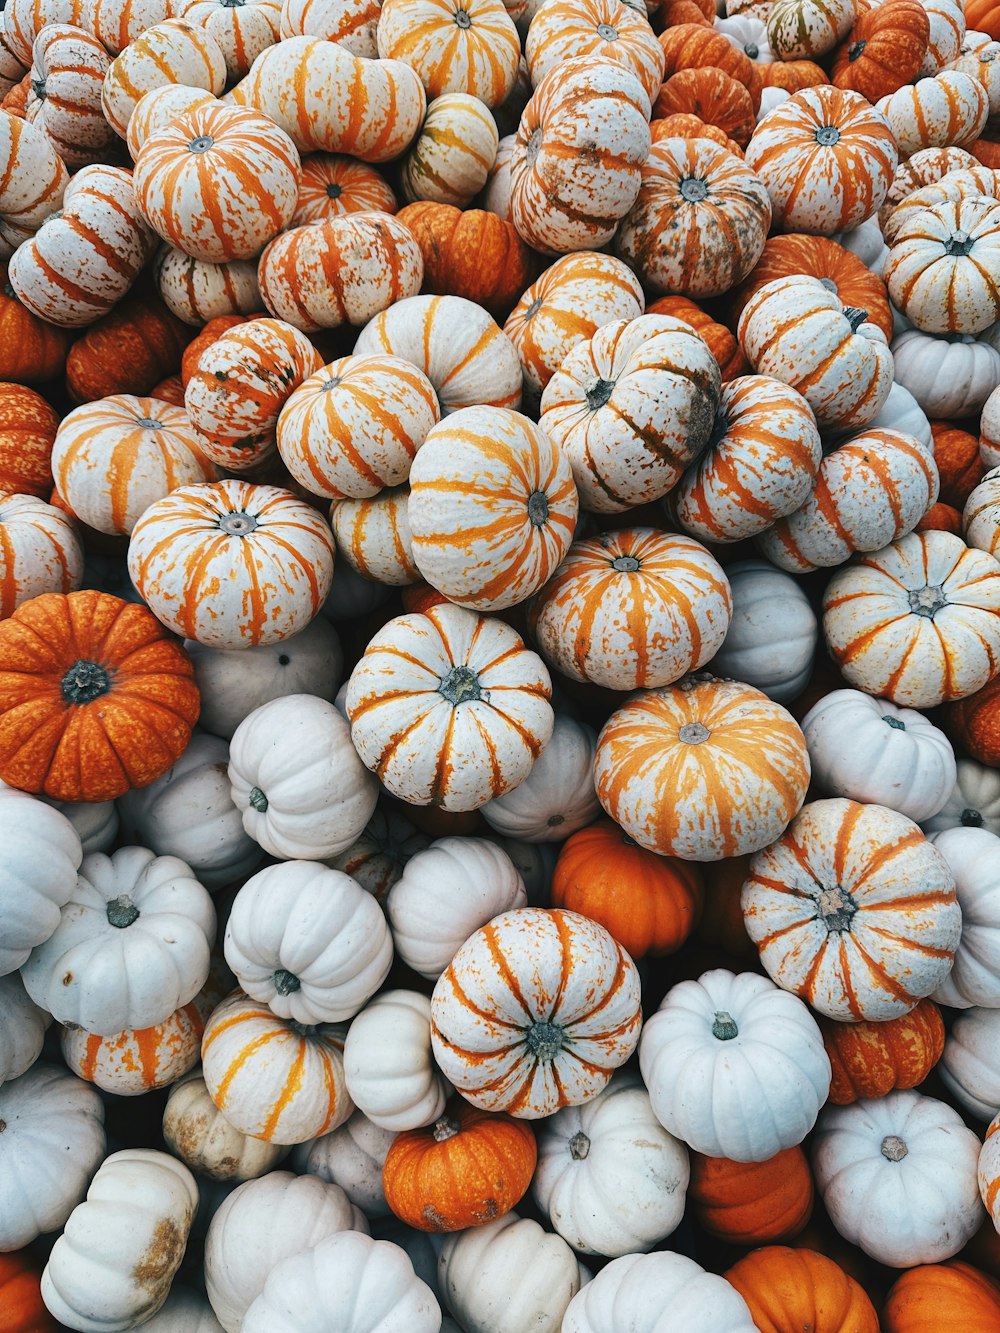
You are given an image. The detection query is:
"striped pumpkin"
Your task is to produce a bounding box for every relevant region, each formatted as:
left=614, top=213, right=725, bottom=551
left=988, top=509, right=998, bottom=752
left=134, top=102, right=301, bottom=264
left=354, top=293, right=522, bottom=413
left=277, top=354, right=438, bottom=499
left=745, top=85, right=898, bottom=233
left=201, top=989, right=352, bottom=1144
left=345, top=603, right=553, bottom=811
left=127, top=478, right=336, bottom=649
left=376, top=0, right=520, bottom=107
left=508, top=56, right=652, bottom=255
left=820, top=999, right=946, bottom=1104
left=0, top=493, right=82, bottom=619
left=615, top=136, right=771, bottom=297
left=885, top=196, right=1000, bottom=334
left=528, top=527, right=732, bottom=690
left=482, top=130, right=514, bottom=220
left=101, top=19, right=227, bottom=140
left=292, top=154, right=397, bottom=224
left=85, top=0, right=176, bottom=53
left=279, top=0, right=381, bottom=55
left=407, top=405, right=578, bottom=610
left=62, top=999, right=207, bottom=1095
left=25, top=24, right=115, bottom=169
left=742, top=798, right=960, bottom=1021
left=822, top=529, right=1000, bottom=708
left=7, top=165, right=151, bottom=327
left=765, top=0, right=854, bottom=58
left=429, top=908, right=642, bottom=1119
left=831, top=0, right=930, bottom=102
left=4, top=0, right=85, bottom=65
left=952, top=42, right=1000, bottom=118
left=758, top=428, right=939, bottom=574
left=181, top=0, right=281, bottom=81
left=538, top=314, right=721, bottom=512
left=401, top=92, right=499, bottom=207
left=0, top=109, right=67, bottom=256
left=652, top=68, right=755, bottom=146
left=154, top=246, right=262, bottom=325
left=594, top=675, right=810, bottom=860
left=124, top=84, right=217, bottom=159
left=964, top=467, right=1000, bottom=560
left=258, top=213, right=423, bottom=332
left=881, top=166, right=1000, bottom=246
left=920, top=0, right=966, bottom=72
left=525, top=0, right=664, bottom=103
left=670, top=375, right=821, bottom=544
left=330, top=486, right=419, bottom=585
left=229, top=37, right=425, bottom=161
left=879, top=144, right=980, bottom=227
left=0, top=384, right=59, bottom=497
left=52, top=394, right=215, bottom=536
left=502, top=251, right=643, bottom=397
left=183, top=317, right=321, bottom=469
left=876, top=71, right=988, bottom=158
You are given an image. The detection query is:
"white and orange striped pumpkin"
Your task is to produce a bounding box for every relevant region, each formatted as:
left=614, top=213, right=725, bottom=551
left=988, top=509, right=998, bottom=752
left=276, top=353, right=438, bottom=499
left=742, top=798, right=961, bottom=1021
left=345, top=603, right=554, bottom=810
left=202, top=990, right=352, bottom=1144
left=884, top=195, right=1000, bottom=334
left=738, top=274, right=894, bottom=430
left=101, top=18, right=227, bottom=140
left=920, top=0, right=965, bottom=73
left=84, top=0, right=176, bottom=54
left=964, top=467, right=1000, bottom=559
left=8, top=165, right=151, bottom=326
left=125, top=83, right=217, bottom=158
left=482, top=130, right=514, bottom=220
left=62, top=999, right=208, bottom=1096
left=529, top=527, right=732, bottom=692
left=822, top=529, right=1000, bottom=708
left=407, top=406, right=578, bottom=610
left=670, top=374, right=822, bottom=544
left=880, top=166, right=999, bottom=247
left=538, top=314, right=721, bottom=512
left=52, top=394, right=216, bottom=536
left=127, top=477, right=336, bottom=648
left=525, top=0, right=663, bottom=102
left=615, top=136, right=771, bottom=298
left=758, top=428, right=939, bottom=574
left=879, top=145, right=981, bottom=227
left=354, top=293, right=522, bottom=412
left=183, top=317, right=321, bottom=469
left=330, top=486, right=419, bottom=585
left=134, top=102, right=300, bottom=264
left=594, top=674, right=811, bottom=860
left=951, top=41, right=1000, bottom=117
left=4, top=0, right=85, bottom=65
left=154, top=245, right=261, bottom=324
left=0, top=492, right=83, bottom=618
left=744, top=85, right=898, bottom=234
left=0, top=109, right=68, bottom=257
left=292, top=154, right=397, bottom=224
left=430, top=908, right=642, bottom=1119
left=509, top=55, right=651, bottom=255
left=401, top=92, right=499, bottom=207
left=25, top=24, right=115, bottom=169
left=0, top=16, right=26, bottom=98
left=181, top=0, right=281, bottom=81
left=503, top=251, right=644, bottom=397
left=279, top=0, right=379, bottom=52
left=376, top=0, right=520, bottom=107
left=876, top=71, right=988, bottom=158
left=229, top=36, right=425, bottom=161
left=257, top=212, right=423, bottom=332
left=765, top=0, right=854, bottom=58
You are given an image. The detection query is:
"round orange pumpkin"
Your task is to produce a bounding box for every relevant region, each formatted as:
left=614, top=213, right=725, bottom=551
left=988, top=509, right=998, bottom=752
left=944, top=675, right=1000, bottom=766
left=659, top=23, right=762, bottom=110
left=65, top=295, right=189, bottom=404
left=760, top=59, right=828, bottom=90
left=689, top=1146, right=815, bottom=1245
left=649, top=113, right=743, bottom=157
left=652, top=66, right=756, bottom=146
left=0, top=384, right=59, bottom=499
left=884, top=1262, right=1000, bottom=1331
left=931, top=421, right=983, bottom=507
left=916, top=501, right=963, bottom=535
left=831, top=0, right=930, bottom=102
left=0, top=1252, right=62, bottom=1333
left=180, top=314, right=252, bottom=386
left=726, top=1247, right=880, bottom=1332
left=0, top=264, right=71, bottom=384
left=819, top=998, right=946, bottom=1105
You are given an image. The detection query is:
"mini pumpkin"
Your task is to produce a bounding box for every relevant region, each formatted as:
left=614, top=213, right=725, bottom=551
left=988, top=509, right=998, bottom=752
left=689, top=1147, right=814, bottom=1245
left=831, top=0, right=930, bottom=101
left=0, top=493, right=83, bottom=619
left=725, top=1246, right=879, bottom=1333
left=820, top=999, right=946, bottom=1104
left=376, top=0, right=520, bottom=107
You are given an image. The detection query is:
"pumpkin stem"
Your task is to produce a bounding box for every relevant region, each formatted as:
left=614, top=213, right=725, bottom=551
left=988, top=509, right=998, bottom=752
left=569, top=1131, right=591, bottom=1160
left=584, top=376, right=615, bottom=410
left=525, top=1019, right=564, bottom=1062
left=610, top=554, right=640, bottom=573
left=881, top=1134, right=908, bottom=1162
left=433, top=1116, right=461, bottom=1142
left=325, top=183, right=342, bottom=200
left=60, top=659, right=113, bottom=705
left=188, top=136, right=215, bottom=154
left=106, top=895, right=140, bottom=929
left=438, top=663, right=484, bottom=706
left=527, top=490, right=550, bottom=527
left=817, top=885, right=857, bottom=933
left=843, top=306, right=869, bottom=332
left=961, top=808, right=984, bottom=827
left=273, top=968, right=301, bottom=995
left=944, top=230, right=974, bottom=257
left=219, top=510, right=259, bottom=537
left=814, top=125, right=841, bottom=147
left=908, top=584, right=947, bottom=618
left=712, top=1010, right=739, bottom=1040
left=526, top=128, right=543, bottom=168
left=0, top=1118, right=6, bottom=1132
left=679, top=721, right=711, bottom=746
left=596, top=20, right=618, bottom=37
left=678, top=176, right=709, bottom=203
left=31, top=77, right=46, bottom=99
left=847, top=38, right=866, bottom=60
left=454, top=6, right=472, bottom=25
left=882, top=715, right=906, bottom=731
left=248, top=786, right=269, bottom=812
left=523, top=297, right=543, bottom=322
left=744, top=41, right=758, bottom=57
left=135, top=417, right=162, bottom=430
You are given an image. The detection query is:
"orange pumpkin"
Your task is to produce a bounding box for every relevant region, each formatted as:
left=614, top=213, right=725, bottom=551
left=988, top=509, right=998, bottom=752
left=292, top=153, right=398, bottom=225
left=725, top=1247, right=879, bottom=1332
left=180, top=314, right=251, bottom=386
left=382, top=1099, right=537, bottom=1231
left=0, top=1252, right=62, bottom=1332
left=832, top=0, right=930, bottom=102
left=659, top=0, right=713, bottom=24
left=151, top=373, right=185, bottom=407
left=659, top=23, right=762, bottom=110
left=551, top=818, right=703, bottom=958
left=970, top=135, right=1000, bottom=168
left=0, top=589, right=200, bottom=802
left=689, top=1146, right=814, bottom=1244
left=0, top=383, right=59, bottom=498
left=65, top=296, right=189, bottom=404
left=759, top=58, right=827, bottom=90
left=966, top=0, right=1000, bottom=38
left=0, top=263, right=71, bottom=385
left=2, top=73, right=30, bottom=117
left=884, top=1262, right=1000, bottom=1331
left=646, top=294, right=748, bottom=380
left=652, top=66, right=756, bottom=146
left=944, top=675, right=1000, bottom=766
left=916, top=501, right=963, bottom=535
left=650, top=113, right=743, bottom=157
left=931, top=421, right=983, bottom=507
left=820, top=999, right=946, bottom=1105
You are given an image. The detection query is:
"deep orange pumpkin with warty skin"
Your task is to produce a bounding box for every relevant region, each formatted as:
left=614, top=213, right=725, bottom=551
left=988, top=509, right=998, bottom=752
left=689, top=1146, right=815, bottom=1245
left=0, top=1252, right=63, bottom=1333
left=0, top=590, right=200, bottom=803
left=382, top=1099, right=537, bottom=1232
left=0, top=384, right=59, bottom=499
left=652, top=66, right=756, bottom=146
left=832, top=0, right=930, bottom=102
left=659, top=23, right=762, bottom=110
left=819, top=999, right=946, bottom=1105
left=726, top=1246, right=880, bottom=1333
left=884, top=1262, right=1000, bottom=1331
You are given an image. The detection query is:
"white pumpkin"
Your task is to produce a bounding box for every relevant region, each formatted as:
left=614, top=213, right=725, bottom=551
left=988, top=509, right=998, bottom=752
left=939, top=1005, right=1000, bottom=1118
left=327, top=810, right=431, bottom=902
left=185, top=616, right=344, bottom=740
left=137, top=1287, right=227, bottom=1332
left=708, top=559, right=818, bottom=702
left=292, top=1109, right=394, bottom=1217
left=930, top=827, right=1000, bottom=1009
left=21, top=846, right=216, bottom=1035
left=892, top=328, right=1000, bottom=419
left=639, top=969, right=831, bottom=1162
left=163, top=1069, right=290, bottom=1181
left=228, top=694, right=378, bottom=860
left=368, top=1218, right=443, bottom=1301
left=0, top=1062, right=106, bottom=1250
left=562, top=1252, right=756, bottom=1332
left=0, top=789, right=82, bottom=975
left=43, top=796, right=119, bottom=855
left=965, top=465, right=1000, bottom=559
left=0, top=971, right=49, bottom=1086
left=41, top=1149, right=198, bottom=1330
left=922, top=758, right=1000, bottom=837
left=531, top=1073, right=689, bottom=1258
left=343, top=990, right=450, bottom=1132
left=802, top=689, right=957, bottom=823
left=479, top=713, right=600, bottom=843
left=223, top=860, right=393, bottom=1023
left=811, top=1090, right=984, bottom=1266
left=385, top=836, right=527, bottom=980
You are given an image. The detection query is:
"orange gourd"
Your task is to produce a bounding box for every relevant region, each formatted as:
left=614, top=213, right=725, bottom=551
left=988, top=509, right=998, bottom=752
left=916, top=501, right=963, bottom=535
left=760, top=58, right=828, bottom=90
left=659, top=23, right=762, bottom=110
left=646, top=294, right=748, bottom=380
left=689, top=1146, right=815, bottom=1244
left=884, top=1262, right=1000, bottom=1331
left=0, top=384, right=59, bottom=498
left=150, top=373, right=185, bottom=407
left=653, top=66, right=756, bottom=146
left=2, top=73, right=31, bottom=116
left=180, top=314, right=252, bottom=386
left=931, top=421, right=983, bottom=507
left=0, top=1252, right=62, bottom=1332
left=0, top=264, right=71, bottom=385
left=726, top=1247, right=880, bottom=1332
left=650, top=112, right=743, bottom=156
left=944, top=676, right=1000, bottom=766
left=966, top=0, right=1000, bottom=38
left=65, top=296, right=189, bottom=404
left=660, top=0, right=713, bottom=24
left=819, top=999, right=946, bottom=1104
left=970, top=136, right=1000, bottom=168
left=832, top=0, right=930, bottom=102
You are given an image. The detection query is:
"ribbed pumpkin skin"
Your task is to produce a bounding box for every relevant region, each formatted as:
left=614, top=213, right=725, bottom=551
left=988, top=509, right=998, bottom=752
left=760, top=58, right=827, bottom=89
left=402, top=93, right=499, bottom=208
left=766, top=0, right=854, bottom=58
left=945, top=675, right=1000, bottom=766
left=832, top=0, right=930, bottom=101
left=659, top=23, right=762, bottom=110
left=525, top=0, right=665, bottom=103
left=650, top=113, right=743, bottom=157
left=653, top=67, right=755, bottom=145
left=330, top=485, right=418, bottom=585
left=154, top=249, right=262, bottom=326
left=0, top=383, right=59, bottom=497
left=886, top=196, right=1000, bottom=335
left=884, top=1262, right=1000, bottom=1331
left=4, top=0, right=87, bottom=66
left=100, top=18, right=227, bottom=140
left=280, top=0, right=380, bottom=55
left=551, top=818, right=703, bottom=957
left=0, top=101, right=68, bottom=247
left=180, top=314, right=250, bottom=385
left=820, top=999, right=946, bottom=1104
left=876, top=71, right=989, bottom=158
left=181, top=0, right=282, bottom=81
left=25, top=23, right=115, bottom=169
left=726, top=1246, right=879, bottom=1333
left=646, top=295, right=747, bottom=381
left=0, top=589, right=200, bottom=802
left=86, top=0, right=175, bottom=54
left=967, top=0, right=1000, bottom=38
left=292, top=153, right=397, bottom=224
left=125, top=84, right=217, bottom=159
left=0, top=492, right=83, bottom=618
left=0, top=266, right=71, bottom=384
left=376, top=0, right=520, bottom=107
left=690, top=1148, right=814, bottom=1245
left=0, top=75, right=30, bottom=119
left=382, top=1101, right=537, bottom=1231
left=62, top=998, right=207, bottom=1094
left=0, top=1252, right=63, bottom=1332
left=65, top=297, right=189, bottom=404
left=880, top=145, right=979, bottom=226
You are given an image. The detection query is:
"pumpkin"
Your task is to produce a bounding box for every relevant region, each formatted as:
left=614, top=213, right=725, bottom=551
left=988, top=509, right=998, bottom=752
left=709, top=559, right=818, bottom=702
left=257, top=213, right=425, bottom=334
left=929, top=826, right=1000, bottom=1007
left=822, top=529, right=1000, bottom=708
left=377, top=0, right=519, bottom=107
left=965, top=466, right=1000, bottom=559
left=884, top=1262, right=1000, bottom=1332
left=127, top=478, right=335, bottom=649
left=885, top=196, right=1000, bottom=334
left=328, top=810, right=429, bottom=903
left=760, top=56, right=827, bottom=89
left=525, top=0, right=664, bottom=103
left=155, top=248, right=261, bottom=326
left=659, top=24, right=762, bottom=110
left=983, top=384, right=1000, bottom=467
left=892, top=328, right=1000, bottom=419
left=766, top=0, right=854, bottom=57
left=940, top=1005, right=1000, bottom=1118
left=507, top=56, right=652, bottom=255
left=480, top=713, right=600, bottom=843
left=876, top=71, right=988, bottom=158
left=329, top=489, right=417, bottom=585
left=25, top=23, right=115, bottom=169
left=0, top=267, right=70, bottom=385
left=125, top=84, right=217, bottom=159
left=503, top=251, right=644, bottom=397
left=885, top=172, right=1000, bottom=250
left=820, top=999, right=946, bottom=1104
left=932, top=420, right=983, bottom=506
left=279, top=0, right=380, bottom=54
left=920, top=0, right=966, bottom=71
left=0, top=1252, right=62, bottom=1333
left=65, top=297, right=190, bottom=405
left=981, top=1117, right=1000, bottom=1234
left=0, top=971, right=48, bottom=1085
left=407, top=405, right=577, bottom=610
left=923, top=757, right=1000, bottom=838
left=85, top=0, right=178, bottom=52
left=564, top=1251, right=755, bottom=1332
left=0, top=493, right=82, bottom=619
left=342, top=989, right=449, bottom=1132
left=945, top=673, right=1000, bottom=766
left=653, top=67, right=755, bottom=145
left=0, top=385, right=58, bottom=498
left=181, top=0, right=281, bottom=80
left=646, top=293, right=748, bottom=380
left=615, top=136, right=771, bottom=297
left=101, top=19, right=227, bottom=140
left=812, top=1090, right=983, bottom=1267
left=292, top=153, right=397, bottom=225
left=60, top=996, right=209, bottom=1095
left=0, top=108, right=67, bottom=255
left=689, top=1146, right=814, bottom=1244
left=650, top=112, right=743, bottom=156
left=950, top=41, right=1000, bottom=117
left=879, top=144, right=981, bottom=225
left=0, top=789, right=82, bottom=976
left=430, top=907, right=642, bottom=1119
left=725, top=1246, right=880, bottom=1332
left=0, top=75, right=31, bottom=120
left=640, top=968, right=830, bottom=1161
left=293, top=1109, right=394, bottom=1218
left=4, top=0, right=86, bottom=66
left=832, top=0, right=930, bottom=99
left=134, top=1286, right=230, bottom=1329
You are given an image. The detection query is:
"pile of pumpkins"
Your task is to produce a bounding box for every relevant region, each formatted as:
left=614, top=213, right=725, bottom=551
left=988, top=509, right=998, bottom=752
left=3, top=0, right=1000, bottom=1322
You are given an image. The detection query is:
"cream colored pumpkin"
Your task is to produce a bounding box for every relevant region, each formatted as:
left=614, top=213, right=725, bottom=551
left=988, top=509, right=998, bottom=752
left=0, top=492, right=83, bottom=619
left=922, top=757, right=1000, bottom=838
left=60, top=997, right=209, bottom=1096
left=376, top=0, right=520, bottom=106
left=342, top=989, right=450, bottom=1131
left=126, top=84, right=218, bottom=158
left=156, top=249, right=261, bottom=325
left=709, top=559, right=818, bottom=702
left=885, top=196, right=1000, bottom=334
left=0, top=971, right=48, bottom=1085
left=0, top=106, right=68, bottom=259
left=892, top=327, right=1000, bottom=418
left=401, top=92, right=499, bottom=206
left=101, top=18, right=227, bottom=139
left=964, top=466, right=1000, bottom=558
left=163, top=1069, right=290, bottom=1181
left=481, top=713, right=600, bottom=842
left=85, top=0, right=176, bottom=53
left=0, top=790, right=82, bottom=976
left=292, top=1109, right=394, bottom=1218
left=930, top=826, right=1000, bottom=1008
left=181, top=0, right=281, bottom=80
left=279, top=0, right=380, bottom=55
left=4, top=0, right=86, bottom=65
left=563, top=1252, right=755, bottom=1332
